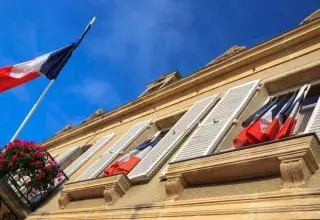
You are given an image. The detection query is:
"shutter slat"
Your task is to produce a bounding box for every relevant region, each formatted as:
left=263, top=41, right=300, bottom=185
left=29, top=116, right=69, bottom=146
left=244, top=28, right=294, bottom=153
left=305, top=97, right=320, bottom=138
left=128, top=94, right=221, bottom=181
left=76, top=119, right=152, bottom=181
left=172, top=80, right=260, bottom=162
left=55, top=146, right=79, bottom=165
left=64, top=133, right=115, bottom=177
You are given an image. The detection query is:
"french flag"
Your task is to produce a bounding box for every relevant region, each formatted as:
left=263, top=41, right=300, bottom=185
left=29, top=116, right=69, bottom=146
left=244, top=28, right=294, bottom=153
left=233, top=97, right=278, bottom=148
left=0, top=44, right=74, bottom=93
left=262, top=92, right=297, bottom=141
left=245, top=94, right=290, bottom=143
left=275, top=88, right=307, bottom=140
left=104, top=135, right=161, bottom=176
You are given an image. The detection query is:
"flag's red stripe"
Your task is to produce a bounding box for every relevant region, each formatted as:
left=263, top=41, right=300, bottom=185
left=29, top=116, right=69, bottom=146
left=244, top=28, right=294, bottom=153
left=246, top=120, right=264, bottom=143
left=275, top=118, right=295, bottom=140
left=233, top=126, right=253, bottom=148
left=0, top=71, right=40, bottom=92
left=263, top=118, right=281, bottom=141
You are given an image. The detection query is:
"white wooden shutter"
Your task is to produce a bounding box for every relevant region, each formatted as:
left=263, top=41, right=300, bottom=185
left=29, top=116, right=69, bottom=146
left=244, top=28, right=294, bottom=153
left=171, top=80, right=260, bottom=162
left=64, top=133, right=115, bottom=177
left=128, top=94, right=221, bottom=181
left=305, top=97, right=320, bottom=138
left=76, top=119, right=152, bottom=181
left=55, top=146, right=80, bottom=165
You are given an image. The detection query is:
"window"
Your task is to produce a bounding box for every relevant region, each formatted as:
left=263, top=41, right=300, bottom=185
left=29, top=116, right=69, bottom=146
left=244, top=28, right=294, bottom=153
left=75, top=120, right=152, bottom=182
left=169, top=80, right=260, bottom=163
left=128, top=94, right=221, bottom=182
left=225, top=81, right=320, bottom=153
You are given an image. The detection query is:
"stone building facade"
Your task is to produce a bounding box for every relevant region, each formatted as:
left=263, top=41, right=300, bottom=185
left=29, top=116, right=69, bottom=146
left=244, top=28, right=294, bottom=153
left=10, top=9, right=320, bottom=219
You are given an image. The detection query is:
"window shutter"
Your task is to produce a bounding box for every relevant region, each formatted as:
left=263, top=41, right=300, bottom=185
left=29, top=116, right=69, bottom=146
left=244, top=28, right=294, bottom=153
left=305, top=97, right=320, bottom=138
left=171, top=80, right=260, bottom=162
left=64, top=133, right=115, bottom=177
left=55, top=146, right=80, bottom=165
left=128, top=94, right=221, bottom=181
left=76, top=119, right=152, bottom=181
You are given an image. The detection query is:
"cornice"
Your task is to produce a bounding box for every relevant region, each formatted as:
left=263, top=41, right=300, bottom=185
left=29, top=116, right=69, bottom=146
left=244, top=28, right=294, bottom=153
left=165, top=133, right=320, bottom=200
left=29, top=188, right=320, bottom=219
left=41, top=18, right=320, bottom=147
left=58, top=174, right=131, bottom=209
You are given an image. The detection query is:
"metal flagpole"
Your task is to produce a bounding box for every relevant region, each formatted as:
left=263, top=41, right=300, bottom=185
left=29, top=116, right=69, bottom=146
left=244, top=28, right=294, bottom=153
left=10, top=17, right=96, bottom=142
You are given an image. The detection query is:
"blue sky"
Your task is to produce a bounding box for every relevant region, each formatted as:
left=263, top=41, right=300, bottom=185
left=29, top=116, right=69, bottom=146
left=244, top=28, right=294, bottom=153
left=0, top=0, right=319, bottom=147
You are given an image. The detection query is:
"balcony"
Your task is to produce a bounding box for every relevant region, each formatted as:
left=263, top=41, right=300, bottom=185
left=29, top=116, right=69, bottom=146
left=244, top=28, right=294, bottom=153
left=165, top=133, right=320, bottom=200
left=58, top=174, right=131, bottom=209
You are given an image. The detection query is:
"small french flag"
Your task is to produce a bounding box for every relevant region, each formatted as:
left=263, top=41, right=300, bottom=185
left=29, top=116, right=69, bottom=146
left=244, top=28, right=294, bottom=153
left=0, top=44, right=74, bottom=93
left=262, top=92, right=297, bottom=141
left=245, top=95, right=289, bottom=143
left=275, top=88, right=307, bottom=140
left=104, top=135, right=162, bottom=176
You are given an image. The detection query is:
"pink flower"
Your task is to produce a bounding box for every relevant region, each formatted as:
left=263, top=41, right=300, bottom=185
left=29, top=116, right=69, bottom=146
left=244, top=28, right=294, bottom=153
left=27, top=145, right=33, bottom=151
left=20, top=151, right=25, bottom=156
left=35, top=160, right=41, bottom=166
left=8, top=162, right=14, bottom=167
left=11, top=155, right=18, bottom=161
left=34, top=151, right=40, bottom=157
left=24, top=179, right=30, bottom=184
left=6, top=144, right=14, bottom=150
left=36, top=171, right=45, bottom=179
left=37, top=146, right=46, bottom=151
left=0, top=159, right=5, bottom=165
left=0, top=154, right=5, bottom=159
left=58, top=177, right=63, bottom=181
left=13, top=139, right=22, bottom=147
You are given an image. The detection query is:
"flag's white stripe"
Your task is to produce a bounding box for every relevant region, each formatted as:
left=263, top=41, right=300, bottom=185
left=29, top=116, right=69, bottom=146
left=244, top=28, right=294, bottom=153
left=9, top=53, right=51, bottom=78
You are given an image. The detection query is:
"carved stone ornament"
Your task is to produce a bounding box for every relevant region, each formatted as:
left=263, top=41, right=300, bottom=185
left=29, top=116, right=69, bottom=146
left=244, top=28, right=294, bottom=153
left=206, top=45, right=246, bottom=66
left=55, top=124, right=72, bottom=135
left=83, top=108, right=103, bottom=123
left=300, top=9, right=320, bottom=25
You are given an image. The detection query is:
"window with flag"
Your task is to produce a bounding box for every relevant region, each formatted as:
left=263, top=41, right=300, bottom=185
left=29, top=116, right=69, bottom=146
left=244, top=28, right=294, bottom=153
left=103, top=130, right=167, bottom=177
left=233, top=82, right=320, bottom=149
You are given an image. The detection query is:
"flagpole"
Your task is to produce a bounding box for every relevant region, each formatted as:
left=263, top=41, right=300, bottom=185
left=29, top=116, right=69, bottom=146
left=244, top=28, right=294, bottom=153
left=10, top=80, right=55, bottom=142
left=10, top=17, right=96, bottom=142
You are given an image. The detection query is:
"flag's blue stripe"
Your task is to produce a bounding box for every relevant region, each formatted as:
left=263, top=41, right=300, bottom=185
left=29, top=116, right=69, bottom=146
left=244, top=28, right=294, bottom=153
left=40, top=43, right=75, bottom=80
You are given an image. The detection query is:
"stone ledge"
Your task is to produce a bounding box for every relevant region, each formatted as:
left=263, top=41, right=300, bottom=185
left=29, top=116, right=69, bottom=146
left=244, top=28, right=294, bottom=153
left=58, top=174, right=131, bottom=209
left=165, top=133, right=320, bottom=200
left=29, top=188, right=320, bottom=219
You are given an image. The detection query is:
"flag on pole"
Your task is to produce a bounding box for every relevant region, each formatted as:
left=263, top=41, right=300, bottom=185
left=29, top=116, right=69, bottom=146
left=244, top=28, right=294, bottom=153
left=0, top=44, right=75, bottom=93
left=233, top=97, right=278, bottom=148
left=262, top=92, right=297, bottom=141
left=245, top=94, right=290, bottom=143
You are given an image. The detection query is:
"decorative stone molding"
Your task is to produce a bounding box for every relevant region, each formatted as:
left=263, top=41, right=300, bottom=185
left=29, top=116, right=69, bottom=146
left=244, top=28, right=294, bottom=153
left=165, top=134, right=320, bottom=200
left=82, top=108, right=103, bottom=124
left=165, top=175, right=187, bottom=201
left=29, top=188, right=320, bottom=219
left=300, top=9, right=320, bottom=25
left=206, top=45, right=246, bottom=66
left=279, top=153, right=314, bottom=188
left=58, top=174, right=131, bottom=209
left=55, top=124, right=72, bottom=135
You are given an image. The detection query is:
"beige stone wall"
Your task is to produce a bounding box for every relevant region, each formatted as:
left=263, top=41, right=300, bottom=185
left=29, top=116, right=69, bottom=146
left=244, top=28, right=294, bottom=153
left=34, top=22, right=320, bottom=214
